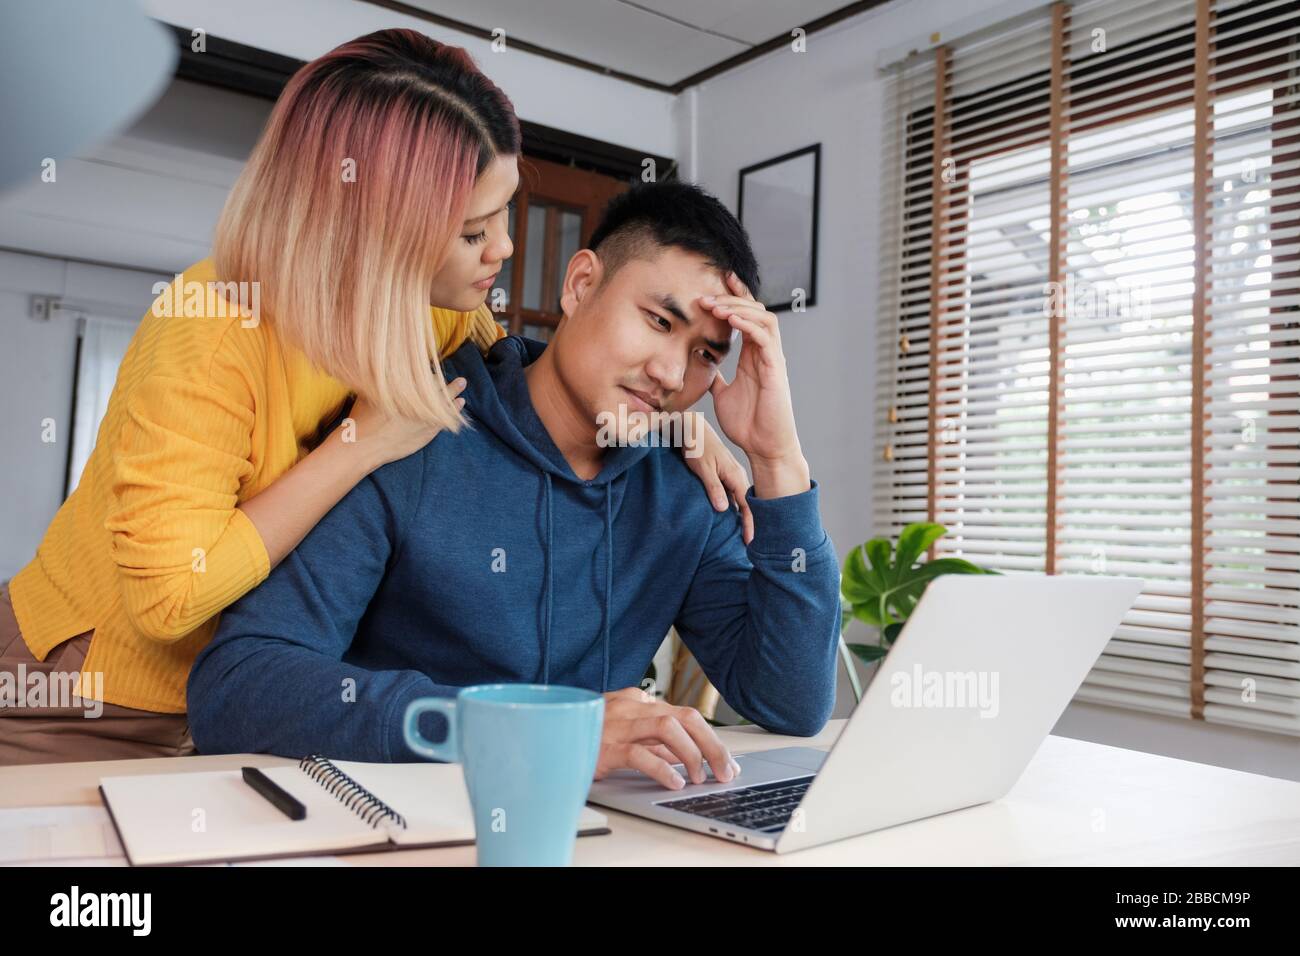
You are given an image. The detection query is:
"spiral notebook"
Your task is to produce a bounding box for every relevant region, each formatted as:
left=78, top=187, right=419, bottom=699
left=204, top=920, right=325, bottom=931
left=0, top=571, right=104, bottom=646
left=98, top=755, right=610, bottom=866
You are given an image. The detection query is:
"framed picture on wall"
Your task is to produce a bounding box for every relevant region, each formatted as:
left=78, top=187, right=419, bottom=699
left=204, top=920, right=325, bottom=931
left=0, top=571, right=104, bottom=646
left=737, top=143, right=820, bottom=313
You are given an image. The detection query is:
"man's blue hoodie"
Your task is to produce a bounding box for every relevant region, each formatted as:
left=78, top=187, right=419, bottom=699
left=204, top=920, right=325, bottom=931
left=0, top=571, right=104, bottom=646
left=188, top=335, right=840, bottom=761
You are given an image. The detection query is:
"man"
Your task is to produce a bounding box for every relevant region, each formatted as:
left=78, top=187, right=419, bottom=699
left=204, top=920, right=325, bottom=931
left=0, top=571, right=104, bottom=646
left=188, top=181, right=840, bottom=791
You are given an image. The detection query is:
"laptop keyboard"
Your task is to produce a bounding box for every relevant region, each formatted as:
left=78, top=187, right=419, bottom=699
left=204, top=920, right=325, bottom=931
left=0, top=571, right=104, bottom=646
left=658, top=775, right=814, bottom=833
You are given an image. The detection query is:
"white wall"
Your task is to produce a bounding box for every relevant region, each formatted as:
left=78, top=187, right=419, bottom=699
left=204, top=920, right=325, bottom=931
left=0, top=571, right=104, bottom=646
left=0, top=251, right=167, bottom=581
left=679, top=0, right=1300, bottom=781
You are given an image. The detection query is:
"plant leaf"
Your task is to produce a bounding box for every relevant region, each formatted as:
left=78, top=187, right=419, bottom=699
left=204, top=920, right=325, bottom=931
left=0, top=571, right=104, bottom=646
left=841, top=525, right=995, bottom=646
left=891, top=557, right=992, bottom=617
left=840, top=545, right=876, bottom=605
left=912, top=557, right=991, bottom=577
left=893, top=522, right=947, bottom=580
left=852, top=604, right=883, bottom=627
left=864, top=537, right=892, bottom=577
left=847, top=642, right=889, bottom=663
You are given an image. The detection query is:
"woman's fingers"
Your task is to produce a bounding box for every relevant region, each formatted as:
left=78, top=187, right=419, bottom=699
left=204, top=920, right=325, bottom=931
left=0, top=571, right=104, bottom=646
left=706, top=474, right=727, bottom=512
left=716, top=466, right=750, bottom=535
left=718, top=460, right=754, bottom=544
left=449, top=376, right=467, bottom=409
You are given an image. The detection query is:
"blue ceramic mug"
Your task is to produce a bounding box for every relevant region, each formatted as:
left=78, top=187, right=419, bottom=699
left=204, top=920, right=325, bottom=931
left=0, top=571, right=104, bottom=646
left=403, top=683, right=605, bottom=866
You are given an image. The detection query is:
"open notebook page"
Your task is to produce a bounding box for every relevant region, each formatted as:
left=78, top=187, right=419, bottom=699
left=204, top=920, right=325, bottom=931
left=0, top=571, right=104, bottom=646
left=100, top=769, right=386, bottom=865
left=313, top=760, right=609, bottom=847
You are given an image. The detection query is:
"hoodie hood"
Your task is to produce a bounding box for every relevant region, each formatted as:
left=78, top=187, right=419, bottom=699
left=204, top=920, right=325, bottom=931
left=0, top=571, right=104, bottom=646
left=440, top=335, right=653, bottom=691
left=443, top=334, right=652, bottom=486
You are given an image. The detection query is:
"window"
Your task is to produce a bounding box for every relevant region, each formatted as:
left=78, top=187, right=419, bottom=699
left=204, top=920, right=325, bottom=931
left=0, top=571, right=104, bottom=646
left=875, top=0, right=1300, bottom=736
left=495, top=156, right=629, bottom=342
left=67, top=315, right=137, bottom=497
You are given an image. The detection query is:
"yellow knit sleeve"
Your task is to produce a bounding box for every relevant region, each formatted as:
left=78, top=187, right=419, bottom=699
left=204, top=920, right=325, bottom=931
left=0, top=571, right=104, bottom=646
left=104, top=345, right=271, bottom=643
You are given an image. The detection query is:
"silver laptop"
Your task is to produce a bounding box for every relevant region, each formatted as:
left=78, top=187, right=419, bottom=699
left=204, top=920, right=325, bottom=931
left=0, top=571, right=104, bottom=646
left=587, top=573, right=1143, bottom=853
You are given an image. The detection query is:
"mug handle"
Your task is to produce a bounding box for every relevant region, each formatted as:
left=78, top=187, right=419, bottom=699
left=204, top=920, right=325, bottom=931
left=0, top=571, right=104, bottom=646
left=403, top=697, right=459, bottom=762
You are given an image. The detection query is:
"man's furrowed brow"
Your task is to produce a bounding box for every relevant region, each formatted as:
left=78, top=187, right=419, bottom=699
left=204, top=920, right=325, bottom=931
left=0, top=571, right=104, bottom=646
left=650, top=291, right=730, bottom=355
left=650, top=291, right=689, bottom=325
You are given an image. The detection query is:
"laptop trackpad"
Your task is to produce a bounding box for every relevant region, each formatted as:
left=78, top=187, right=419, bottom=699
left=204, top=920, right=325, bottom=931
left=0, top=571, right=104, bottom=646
left=740, top=746, right=829, bottom=773
left=591, top=746, right=828, bottom=790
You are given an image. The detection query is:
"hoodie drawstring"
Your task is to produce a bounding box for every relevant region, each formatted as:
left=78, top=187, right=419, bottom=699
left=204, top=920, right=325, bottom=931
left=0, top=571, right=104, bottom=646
left=538, top=473, right=615, bottom=695
left=541, top=472, right=553, bottom=685
left=602, top=485, right=613, bottom=694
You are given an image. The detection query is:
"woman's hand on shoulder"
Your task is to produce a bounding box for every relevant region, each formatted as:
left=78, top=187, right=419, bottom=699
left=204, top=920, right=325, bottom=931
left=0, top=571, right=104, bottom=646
left=341, top=378, right=467, bottom=471
left=681, top=416, right=754, bottom=544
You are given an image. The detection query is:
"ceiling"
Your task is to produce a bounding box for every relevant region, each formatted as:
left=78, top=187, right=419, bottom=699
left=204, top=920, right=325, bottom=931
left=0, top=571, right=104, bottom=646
left=382, top=0, right=861, bottom=89
left=0, top=2, right=879, bottom=274
left=0, top=79, right=266, bottom=275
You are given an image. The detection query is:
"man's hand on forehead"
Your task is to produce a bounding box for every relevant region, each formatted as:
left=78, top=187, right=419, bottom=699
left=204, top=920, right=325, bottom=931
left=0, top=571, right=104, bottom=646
left=700, top=271, right=810, bottom=500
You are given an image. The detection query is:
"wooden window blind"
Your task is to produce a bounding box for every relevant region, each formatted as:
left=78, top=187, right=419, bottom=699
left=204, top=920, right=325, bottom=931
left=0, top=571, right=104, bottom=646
left=874, top=0, right=1300, bottom=737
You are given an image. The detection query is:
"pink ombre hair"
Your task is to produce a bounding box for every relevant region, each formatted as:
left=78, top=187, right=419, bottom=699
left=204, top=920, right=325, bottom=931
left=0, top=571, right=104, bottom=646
left=213, top=29, right=520, bottom=426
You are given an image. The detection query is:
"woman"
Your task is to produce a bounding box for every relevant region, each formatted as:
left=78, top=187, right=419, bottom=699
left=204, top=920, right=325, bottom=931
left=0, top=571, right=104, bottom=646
left=0, top=29, right=748, bottom=765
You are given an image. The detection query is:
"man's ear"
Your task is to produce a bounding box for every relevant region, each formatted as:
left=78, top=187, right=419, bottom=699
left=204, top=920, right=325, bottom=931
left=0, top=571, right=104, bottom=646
left=559, top=249, right=603, bottom=319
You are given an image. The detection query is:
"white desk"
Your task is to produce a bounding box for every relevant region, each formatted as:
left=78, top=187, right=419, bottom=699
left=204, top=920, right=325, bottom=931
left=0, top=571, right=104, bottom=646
left=3, top=719, right=1298, bottom=865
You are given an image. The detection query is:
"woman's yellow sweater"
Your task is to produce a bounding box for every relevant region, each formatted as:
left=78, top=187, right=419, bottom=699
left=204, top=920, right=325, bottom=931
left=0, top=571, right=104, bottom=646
left=8, top=257, right=504, bottom=713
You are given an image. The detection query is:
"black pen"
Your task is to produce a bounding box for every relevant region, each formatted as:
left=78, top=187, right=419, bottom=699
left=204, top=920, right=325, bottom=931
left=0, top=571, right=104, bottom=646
left=242, top=766, right=307, bottom=821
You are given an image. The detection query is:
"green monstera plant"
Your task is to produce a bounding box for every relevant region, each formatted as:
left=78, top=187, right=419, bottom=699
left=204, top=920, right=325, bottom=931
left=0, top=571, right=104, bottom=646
left=836, top=522, right=995, bottom=704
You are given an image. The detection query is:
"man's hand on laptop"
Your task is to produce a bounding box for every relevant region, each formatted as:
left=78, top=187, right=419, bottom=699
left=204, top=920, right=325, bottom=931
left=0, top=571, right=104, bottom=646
left=703, top=271, right=810, bottom=500
left=594, top=687, right=743, bottom=790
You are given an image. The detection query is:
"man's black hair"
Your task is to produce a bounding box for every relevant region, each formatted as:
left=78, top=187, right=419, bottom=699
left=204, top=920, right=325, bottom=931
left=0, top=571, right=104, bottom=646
left=586, top=180, right=760, bottom=298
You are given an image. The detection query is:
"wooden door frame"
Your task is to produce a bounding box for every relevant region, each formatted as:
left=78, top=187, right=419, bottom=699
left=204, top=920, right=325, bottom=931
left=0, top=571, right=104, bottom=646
left=506, top=156, right=629, bottom=333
